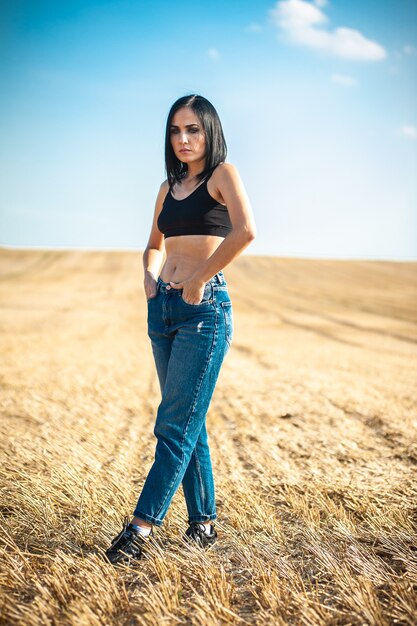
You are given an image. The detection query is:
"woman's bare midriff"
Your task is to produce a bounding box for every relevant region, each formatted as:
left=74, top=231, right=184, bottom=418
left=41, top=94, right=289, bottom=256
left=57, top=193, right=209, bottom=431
left=159, top=234, right=225, bottom=283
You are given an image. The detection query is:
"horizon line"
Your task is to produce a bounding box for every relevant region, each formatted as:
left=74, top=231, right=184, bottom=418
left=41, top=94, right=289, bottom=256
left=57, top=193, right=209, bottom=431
left=0, top=244, right=416, bottom=263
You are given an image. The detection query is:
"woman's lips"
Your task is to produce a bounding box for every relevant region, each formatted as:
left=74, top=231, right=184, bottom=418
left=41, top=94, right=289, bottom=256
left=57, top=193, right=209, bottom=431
left=180, top=149, right=191, bottom=153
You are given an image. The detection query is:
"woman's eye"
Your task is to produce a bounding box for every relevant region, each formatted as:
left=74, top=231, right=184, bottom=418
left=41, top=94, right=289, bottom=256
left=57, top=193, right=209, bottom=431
left=170, top=128, right=199, bottom=134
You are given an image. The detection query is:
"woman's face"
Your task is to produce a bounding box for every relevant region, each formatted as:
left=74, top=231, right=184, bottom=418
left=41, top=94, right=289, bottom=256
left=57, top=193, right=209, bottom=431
left=170, top=107, right=206, bottom=169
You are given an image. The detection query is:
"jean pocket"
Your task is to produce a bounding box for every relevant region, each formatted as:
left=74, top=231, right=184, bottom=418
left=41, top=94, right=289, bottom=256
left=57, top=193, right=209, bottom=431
left=221, top=301, right=233, bottom=347
left=180, top=284, right=212, bottom=306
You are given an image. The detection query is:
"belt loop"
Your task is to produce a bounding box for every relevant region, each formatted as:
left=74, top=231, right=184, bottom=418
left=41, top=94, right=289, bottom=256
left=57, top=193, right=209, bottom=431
left=217, top=272, right=223, bottom=285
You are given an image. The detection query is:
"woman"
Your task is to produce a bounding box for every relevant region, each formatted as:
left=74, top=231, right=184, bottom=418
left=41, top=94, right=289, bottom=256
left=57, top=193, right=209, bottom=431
left=105, top=94, right=256, bottom=565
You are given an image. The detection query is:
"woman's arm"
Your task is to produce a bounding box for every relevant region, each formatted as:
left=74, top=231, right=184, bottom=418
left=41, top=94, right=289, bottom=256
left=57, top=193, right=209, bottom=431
left=188, top=162, right=256, bottom=284
left=143, top=181, right=167, bottom=298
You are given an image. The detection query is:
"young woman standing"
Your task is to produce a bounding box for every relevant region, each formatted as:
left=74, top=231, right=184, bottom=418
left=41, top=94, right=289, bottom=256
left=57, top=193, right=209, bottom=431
left=105, top=94, right=256, bottom=565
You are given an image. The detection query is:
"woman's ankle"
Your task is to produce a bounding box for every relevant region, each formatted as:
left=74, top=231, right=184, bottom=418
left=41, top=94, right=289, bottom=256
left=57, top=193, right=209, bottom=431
left=131, top=516, right=153, bottom=529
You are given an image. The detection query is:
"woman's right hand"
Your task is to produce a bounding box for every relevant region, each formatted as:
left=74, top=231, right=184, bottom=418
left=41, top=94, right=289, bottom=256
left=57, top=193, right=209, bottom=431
left=144, top=271, right=158, bottom=300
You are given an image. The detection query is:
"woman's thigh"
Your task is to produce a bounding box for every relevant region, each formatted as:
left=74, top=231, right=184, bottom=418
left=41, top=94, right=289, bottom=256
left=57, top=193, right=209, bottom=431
left=159, top=298, right=220, bottom=413
left=147, top=292, right=174, bottom=394
left=151, top=295, right=228, bottom=451
left=147, top=279, right=233, bottom=411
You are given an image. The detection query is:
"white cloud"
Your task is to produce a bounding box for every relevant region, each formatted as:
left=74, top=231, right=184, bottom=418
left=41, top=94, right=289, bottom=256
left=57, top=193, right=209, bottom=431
left=331, top=73, right=357, bottom=86
left=207, top=48, right=221, bottom=62
left=270, top=0, right=387, bottom=61
left=246, top=22, right=263, bottom=33
left=399, top=125, right=417, bottom=139
left=314, top=0, right=327, bottom=6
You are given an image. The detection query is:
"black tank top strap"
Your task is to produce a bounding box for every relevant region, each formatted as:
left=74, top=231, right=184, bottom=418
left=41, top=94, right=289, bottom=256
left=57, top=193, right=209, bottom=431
left=199, top=168, right=214, bottom=188
left=205, top=163, right=223, bottom=182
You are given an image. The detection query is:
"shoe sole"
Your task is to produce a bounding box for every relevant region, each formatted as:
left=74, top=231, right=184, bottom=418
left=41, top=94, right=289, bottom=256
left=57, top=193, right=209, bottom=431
left=105, top=548, right=143, bottom=565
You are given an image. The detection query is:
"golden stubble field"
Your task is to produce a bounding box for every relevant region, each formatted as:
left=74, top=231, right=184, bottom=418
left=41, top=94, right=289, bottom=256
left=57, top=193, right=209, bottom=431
left=0, top=248, right=416, bottom=626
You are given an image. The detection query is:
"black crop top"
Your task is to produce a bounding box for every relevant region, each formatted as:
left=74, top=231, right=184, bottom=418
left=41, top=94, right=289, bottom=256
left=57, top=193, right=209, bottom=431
left=157, top=172, right=233, bottom=239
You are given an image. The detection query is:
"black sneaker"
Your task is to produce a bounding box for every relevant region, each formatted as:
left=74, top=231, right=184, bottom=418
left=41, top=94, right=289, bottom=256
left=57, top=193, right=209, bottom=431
left=105, top=516, right=154, bottom=565
left=183, top=520, right=217, bottom=548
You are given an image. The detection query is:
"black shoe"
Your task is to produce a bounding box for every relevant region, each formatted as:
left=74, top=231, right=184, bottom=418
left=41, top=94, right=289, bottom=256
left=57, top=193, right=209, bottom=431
left=105, top=516, right=154, bottom=565
left=183, top=520, right=217, bottom=548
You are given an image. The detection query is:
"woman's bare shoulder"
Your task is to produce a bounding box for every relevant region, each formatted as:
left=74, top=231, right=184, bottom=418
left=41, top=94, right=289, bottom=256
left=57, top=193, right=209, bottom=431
left=212, top=163, right=243, bottom=189
left=157, top=179, right=170, bottom=200
left=212, top=162, right=240, bottom=180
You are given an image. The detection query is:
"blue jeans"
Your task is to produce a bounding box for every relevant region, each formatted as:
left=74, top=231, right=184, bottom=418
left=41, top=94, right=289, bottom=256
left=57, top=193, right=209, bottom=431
left=133, top=271, right=233, bottom=527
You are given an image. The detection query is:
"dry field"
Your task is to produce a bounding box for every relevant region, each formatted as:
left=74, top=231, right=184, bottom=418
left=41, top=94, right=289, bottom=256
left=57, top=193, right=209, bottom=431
left=0, top=248, right=416, bottom=626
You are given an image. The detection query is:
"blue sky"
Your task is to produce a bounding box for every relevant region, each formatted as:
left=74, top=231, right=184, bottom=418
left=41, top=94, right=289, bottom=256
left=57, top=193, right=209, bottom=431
left=0, top=0, right=416, bottom=259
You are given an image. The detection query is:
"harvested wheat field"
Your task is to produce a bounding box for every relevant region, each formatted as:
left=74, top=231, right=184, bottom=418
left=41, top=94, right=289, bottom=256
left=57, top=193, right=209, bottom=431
left=0, top=248, right=416, bottom=626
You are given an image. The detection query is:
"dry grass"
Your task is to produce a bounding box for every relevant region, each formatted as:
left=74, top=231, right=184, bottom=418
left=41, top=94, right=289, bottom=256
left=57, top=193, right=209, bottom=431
left=0, top=248, right=416, bottom=626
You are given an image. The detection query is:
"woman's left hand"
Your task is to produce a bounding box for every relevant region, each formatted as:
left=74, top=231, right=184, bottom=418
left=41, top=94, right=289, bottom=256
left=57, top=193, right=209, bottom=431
left=168, top=277, right=206, bottom=305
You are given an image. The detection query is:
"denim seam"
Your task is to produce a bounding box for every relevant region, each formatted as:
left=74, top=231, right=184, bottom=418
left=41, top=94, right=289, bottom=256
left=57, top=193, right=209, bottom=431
left=153, top=303, right=219, bottom=520
left=193, top=448, right=205, bottom=512
left=221, top=301, right=233, bottom=347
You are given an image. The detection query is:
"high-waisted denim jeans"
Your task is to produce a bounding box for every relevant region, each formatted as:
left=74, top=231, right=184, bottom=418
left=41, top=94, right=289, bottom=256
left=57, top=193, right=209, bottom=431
left=133, top=270, right=233, bottom=527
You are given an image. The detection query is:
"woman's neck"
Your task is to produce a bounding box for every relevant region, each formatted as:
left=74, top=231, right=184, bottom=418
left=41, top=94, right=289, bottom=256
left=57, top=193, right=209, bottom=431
left=185, top=161, right=205, bottom=180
